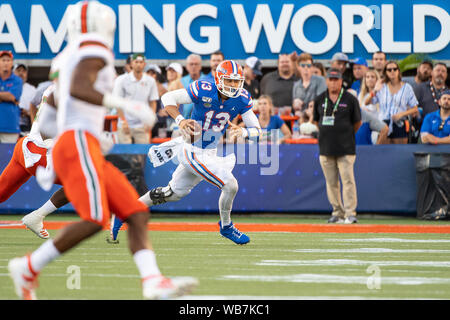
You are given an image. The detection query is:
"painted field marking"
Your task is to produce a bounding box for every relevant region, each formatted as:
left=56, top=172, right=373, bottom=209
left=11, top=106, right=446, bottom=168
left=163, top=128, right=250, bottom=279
left=2, top=221, right=450, bottom=233
left=220, top=274, right=450, bottom=285
left=256, top=259, right=450, bottom=267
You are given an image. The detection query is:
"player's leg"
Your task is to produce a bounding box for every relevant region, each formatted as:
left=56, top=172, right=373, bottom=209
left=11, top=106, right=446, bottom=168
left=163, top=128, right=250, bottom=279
left=183, top=150, right=249, bottom=244
left=139, top=163, right=202, bottom=206
left=9, top=130, right=109, bottom=300
left=22, top=187, right=69, bottom=239
left=107, top=214, right=122, bottom=244
left=105, top=161, right=198, bottom=299
left=217, top=176, right=250, bottom=245
left=0, top=138, right=32, bottom=203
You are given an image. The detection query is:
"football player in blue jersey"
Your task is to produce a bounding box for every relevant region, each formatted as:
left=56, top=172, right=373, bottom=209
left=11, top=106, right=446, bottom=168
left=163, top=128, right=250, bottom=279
left=137, top=60, right=262, bottom=245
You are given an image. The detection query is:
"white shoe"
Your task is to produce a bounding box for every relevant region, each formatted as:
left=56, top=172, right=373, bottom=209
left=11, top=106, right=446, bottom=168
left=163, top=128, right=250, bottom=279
left=8, top=256, right=39, bottom=300
left=142, top=275, right=199, bottom=300
left=344, top=216, right=358, bottom=224
left=22, top=213, right=49, bottom=239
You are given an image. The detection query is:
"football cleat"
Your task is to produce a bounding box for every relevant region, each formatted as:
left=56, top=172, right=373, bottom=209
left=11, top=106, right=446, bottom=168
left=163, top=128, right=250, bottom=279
left=106, top=233, right=119, bottom=244
left=8, top=255, right=39, bottom=300
left=22, top=213, right=50, bottom=239
left=142, top=275, right=199, bottom=300
left=219, top=221, right=250, bottom=245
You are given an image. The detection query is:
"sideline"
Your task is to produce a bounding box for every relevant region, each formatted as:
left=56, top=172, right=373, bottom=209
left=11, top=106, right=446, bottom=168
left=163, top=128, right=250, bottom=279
left=1, top=221, right=450, bottom=233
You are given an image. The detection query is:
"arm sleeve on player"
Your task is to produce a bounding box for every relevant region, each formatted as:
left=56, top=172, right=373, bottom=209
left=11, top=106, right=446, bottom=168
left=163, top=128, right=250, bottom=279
left=241, top=109, right=262, bottom=139
left=38, top=103, right=58, bottom=139
left=161, top=89, right=193, bottom=108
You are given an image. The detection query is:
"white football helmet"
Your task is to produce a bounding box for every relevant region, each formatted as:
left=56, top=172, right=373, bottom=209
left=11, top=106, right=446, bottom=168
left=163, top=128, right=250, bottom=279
left=66, top=1, right=116, bottom=48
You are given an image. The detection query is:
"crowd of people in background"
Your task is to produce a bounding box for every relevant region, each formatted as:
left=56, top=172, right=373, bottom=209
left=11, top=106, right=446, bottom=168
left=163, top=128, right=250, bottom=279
left=0, top=48, right=448, bottom=145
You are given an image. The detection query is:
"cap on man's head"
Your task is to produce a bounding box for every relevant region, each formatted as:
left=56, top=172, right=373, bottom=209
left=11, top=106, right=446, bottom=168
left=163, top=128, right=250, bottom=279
left=131, top=53, right=145, bottom=61
left=13, top=63, right=27, bottom=71
left=0, top=50, right=13, bottom=59
left=326, top=68, right=343, bottom=79
left=331, top=52, right=348, bottom=63
left=245, top=56, right=262, bottom=76
left=166, top=62, right=183, bottom=75
left=441, top=89, right=450, bottom=97
left=352, top=57, right=368, bottom=67
left=145, top=64, right=162, bottom=74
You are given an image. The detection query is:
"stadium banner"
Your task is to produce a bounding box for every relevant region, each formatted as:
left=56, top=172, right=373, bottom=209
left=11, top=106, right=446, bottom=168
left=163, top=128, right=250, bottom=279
left=0, top=0, right=448, bottom=64
left=0, top=143, right=449, bottom=214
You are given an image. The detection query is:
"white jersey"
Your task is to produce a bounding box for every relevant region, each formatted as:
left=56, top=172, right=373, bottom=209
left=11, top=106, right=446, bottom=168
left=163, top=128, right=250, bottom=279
left=56, top=33, right=116, bottom=139
left=29, top=84, right=55, bottom=140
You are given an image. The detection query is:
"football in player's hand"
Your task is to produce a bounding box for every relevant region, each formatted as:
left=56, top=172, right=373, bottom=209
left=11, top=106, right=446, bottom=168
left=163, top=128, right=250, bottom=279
left=181, top=120, right=202, bottom=143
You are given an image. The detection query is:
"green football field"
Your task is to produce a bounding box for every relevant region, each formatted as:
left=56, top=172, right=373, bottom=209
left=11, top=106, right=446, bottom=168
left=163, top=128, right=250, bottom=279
left=1, top=214, right=450, bottom=300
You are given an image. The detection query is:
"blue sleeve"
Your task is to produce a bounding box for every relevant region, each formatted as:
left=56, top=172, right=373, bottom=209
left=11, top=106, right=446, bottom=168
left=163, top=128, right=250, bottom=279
left=10, top=76, right=23, bottom=101
left=420, top=114, right=432, bottom=134
left=186, top=80, right=200, bottom=103
left=239, top=89, right=253, bottom=114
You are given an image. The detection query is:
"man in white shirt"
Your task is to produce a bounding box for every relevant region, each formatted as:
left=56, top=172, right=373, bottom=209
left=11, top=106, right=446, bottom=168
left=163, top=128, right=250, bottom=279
left=114, top=53, right=159, bottom=144
left=14, top=64, right=36, bottom=134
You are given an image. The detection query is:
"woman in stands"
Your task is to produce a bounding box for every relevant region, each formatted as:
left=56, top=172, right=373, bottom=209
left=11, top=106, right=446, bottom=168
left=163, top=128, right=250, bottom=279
left=255, top=95, right=292, bottom=144
left=365, top=61, right=419, bottom=144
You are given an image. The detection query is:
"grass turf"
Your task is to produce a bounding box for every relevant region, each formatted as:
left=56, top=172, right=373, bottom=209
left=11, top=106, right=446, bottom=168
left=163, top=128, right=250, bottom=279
left=1, top=213, right=450, bottom=300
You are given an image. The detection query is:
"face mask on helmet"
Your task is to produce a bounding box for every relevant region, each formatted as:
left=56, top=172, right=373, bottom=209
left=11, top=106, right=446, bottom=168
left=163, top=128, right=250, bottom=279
left=66, top=1, right=117, bottom=48
left=215, top=61, right=245, bottom=98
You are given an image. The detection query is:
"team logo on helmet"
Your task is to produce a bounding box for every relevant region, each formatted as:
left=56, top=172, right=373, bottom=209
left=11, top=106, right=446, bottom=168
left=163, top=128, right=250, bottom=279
left=214, top=60, right=245, bottom=98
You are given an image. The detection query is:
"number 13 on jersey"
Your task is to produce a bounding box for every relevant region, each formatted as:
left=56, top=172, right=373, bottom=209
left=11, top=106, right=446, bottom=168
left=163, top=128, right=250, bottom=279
left=203, top=110, right=231, bottom=132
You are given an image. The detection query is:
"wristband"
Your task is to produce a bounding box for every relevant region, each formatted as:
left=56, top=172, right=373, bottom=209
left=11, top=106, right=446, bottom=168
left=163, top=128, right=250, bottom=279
left=175, top=114, right=185, bottom=126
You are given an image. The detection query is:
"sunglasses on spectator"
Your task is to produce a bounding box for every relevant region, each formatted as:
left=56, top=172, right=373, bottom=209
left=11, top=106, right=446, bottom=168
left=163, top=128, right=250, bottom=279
left=299, top=63, right=312, bottom=68
left=438, top=119, right=445, bottom=131
left=386, top=67, right=399, bottom=72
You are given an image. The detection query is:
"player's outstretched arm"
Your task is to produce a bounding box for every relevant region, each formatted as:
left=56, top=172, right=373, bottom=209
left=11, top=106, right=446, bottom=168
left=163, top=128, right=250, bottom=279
left=160, top=89, right=197, bottom=134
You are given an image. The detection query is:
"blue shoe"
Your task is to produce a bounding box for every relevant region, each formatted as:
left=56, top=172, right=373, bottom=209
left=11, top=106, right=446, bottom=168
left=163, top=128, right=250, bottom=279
left=218, top=221, right=250, bottom=245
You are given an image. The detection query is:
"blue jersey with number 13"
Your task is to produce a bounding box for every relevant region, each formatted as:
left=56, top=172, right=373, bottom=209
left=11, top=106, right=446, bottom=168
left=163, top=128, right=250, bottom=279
left=186, top=80, right=253, bottom=149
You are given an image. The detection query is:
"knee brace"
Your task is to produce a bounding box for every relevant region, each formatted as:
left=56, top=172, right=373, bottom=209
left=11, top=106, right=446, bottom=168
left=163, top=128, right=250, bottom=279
left=149, top=185, right=187, bottom=204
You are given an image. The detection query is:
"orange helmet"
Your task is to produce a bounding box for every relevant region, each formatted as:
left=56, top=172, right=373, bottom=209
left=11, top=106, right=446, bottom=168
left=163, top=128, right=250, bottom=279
left=214, top=60, right=245, bottom=98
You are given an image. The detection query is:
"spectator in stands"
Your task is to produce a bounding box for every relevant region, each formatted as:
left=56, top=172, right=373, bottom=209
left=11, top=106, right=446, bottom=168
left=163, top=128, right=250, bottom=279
left=403, top=60, right=433, bottom=90
left=359, top=69, right=381, bottom=116
left=349, top=57, right=368, bottom=96
left=181, top=54, right=205, bottom=119
left=255, top=95, right=291, bottom=144
left=292, top=53, right=327, bottom=115
left=260, top=53, right=297, bottom=112
left=355, top=109, right=389, bottom=145
left=201, top=50, right=224, bottom=83
left=371, top=51, right=387, bottom=75
left=313, top=68, right=361, bottom=224
left=330, top=52, right=352, bottom=90
left=298, top=107, right=318, bottom=139
left=13, top=63, right=36, bottom=135
left=365, top=60, right=419, bottom=144
left=420, top=89, right=450, bottom=144
left=243, top=56, right=262, bottom=99
left=114, top=53, right=159, bottom=144
left=312, top=62, right=326, bottom=77
left=414, top=62, right=448, bottom=118
left=0, top=50, right=22, bottom=143
left=145, top=64, right=170, bottom=138
left=166, top=62, right=184, bottom=91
